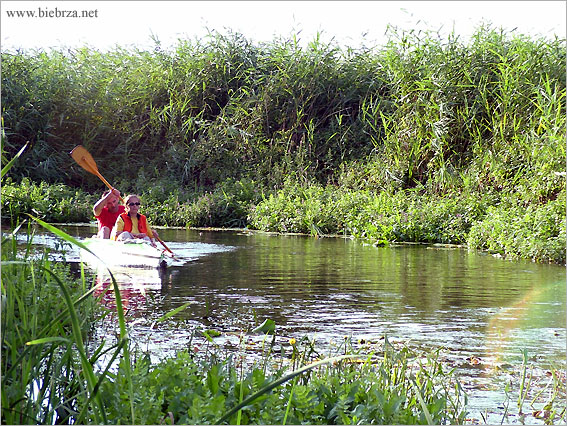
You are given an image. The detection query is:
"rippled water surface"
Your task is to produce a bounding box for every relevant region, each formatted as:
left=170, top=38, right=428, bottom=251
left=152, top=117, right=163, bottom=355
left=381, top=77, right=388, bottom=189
left=20, top=224, right=567, bottom=422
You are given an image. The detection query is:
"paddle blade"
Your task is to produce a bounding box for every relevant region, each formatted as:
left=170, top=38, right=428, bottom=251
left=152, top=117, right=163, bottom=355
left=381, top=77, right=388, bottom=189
left=70, top=145, right=99, bottom=175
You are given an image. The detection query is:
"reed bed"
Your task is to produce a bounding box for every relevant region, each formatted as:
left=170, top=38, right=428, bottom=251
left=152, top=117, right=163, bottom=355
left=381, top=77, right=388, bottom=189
left=2, top=26, right=564, bottom=192
left=1, top=26, right=565, bottom=263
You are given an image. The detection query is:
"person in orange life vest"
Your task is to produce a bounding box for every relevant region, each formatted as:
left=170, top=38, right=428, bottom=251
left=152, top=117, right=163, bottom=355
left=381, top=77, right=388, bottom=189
left=93, top=188, right=125, bottom=239
left=111, top=194, right=160, bottom=248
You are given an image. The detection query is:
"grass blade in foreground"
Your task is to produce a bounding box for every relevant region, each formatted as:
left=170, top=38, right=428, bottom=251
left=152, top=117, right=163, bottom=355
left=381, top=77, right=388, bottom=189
left=1, top=141, right=28, bottom=178
left=29, top=215, right=137, bottom=422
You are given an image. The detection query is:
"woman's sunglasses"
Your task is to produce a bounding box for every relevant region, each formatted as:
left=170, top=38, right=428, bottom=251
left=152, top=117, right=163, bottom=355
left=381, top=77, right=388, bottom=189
left=127, top=202, right=141, bottom=206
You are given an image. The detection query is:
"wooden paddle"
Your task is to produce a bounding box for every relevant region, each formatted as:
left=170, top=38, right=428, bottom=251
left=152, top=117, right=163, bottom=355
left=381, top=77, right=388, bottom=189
left=70, top=145, right=176, bottom=257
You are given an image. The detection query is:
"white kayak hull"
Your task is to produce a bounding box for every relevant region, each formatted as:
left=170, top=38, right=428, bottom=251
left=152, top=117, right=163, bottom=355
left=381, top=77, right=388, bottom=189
left=80, top=238, right=173, bottom=269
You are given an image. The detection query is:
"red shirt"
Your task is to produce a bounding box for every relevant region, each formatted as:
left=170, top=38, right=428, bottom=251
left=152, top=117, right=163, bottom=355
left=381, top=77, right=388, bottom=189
left=95, top=205, right=125, bottom=230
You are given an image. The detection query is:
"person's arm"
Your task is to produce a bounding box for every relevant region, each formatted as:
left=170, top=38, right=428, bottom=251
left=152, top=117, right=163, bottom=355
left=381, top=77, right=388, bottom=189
left=93, top=188, right=120, bottom=216
left=146, top=226, right=158, bottom=247
left=93, top=196, right=108, bottom=217
left=147, top=227, right=156, bottom=239
left=112, top=216, right=125, bottom=239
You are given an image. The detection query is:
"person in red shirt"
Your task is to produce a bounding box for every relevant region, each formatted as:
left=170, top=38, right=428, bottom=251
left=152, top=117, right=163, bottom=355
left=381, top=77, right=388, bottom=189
left=93, top=188, right=125, bottom=239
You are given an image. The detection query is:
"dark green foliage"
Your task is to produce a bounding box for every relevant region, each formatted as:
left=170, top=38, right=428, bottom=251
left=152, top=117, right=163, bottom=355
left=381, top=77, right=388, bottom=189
left=2, top=25, right=565, bottom=263
left=249, top=180, right=489, bottom=243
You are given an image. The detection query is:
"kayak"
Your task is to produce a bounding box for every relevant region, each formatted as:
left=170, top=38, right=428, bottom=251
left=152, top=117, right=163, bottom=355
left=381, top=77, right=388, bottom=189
left=79, top=238, right=174, bottom=269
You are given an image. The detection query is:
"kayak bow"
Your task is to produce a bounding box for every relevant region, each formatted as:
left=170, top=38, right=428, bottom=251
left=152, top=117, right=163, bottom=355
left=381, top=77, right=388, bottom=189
left=80, top=238, right=174, bottom=269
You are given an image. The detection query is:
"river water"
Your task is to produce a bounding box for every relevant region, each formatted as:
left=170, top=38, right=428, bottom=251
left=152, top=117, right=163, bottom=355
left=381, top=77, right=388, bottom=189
left=19, top=224, right=567, bottom=423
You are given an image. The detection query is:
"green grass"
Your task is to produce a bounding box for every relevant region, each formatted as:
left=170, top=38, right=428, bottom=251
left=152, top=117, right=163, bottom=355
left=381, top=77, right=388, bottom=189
left=1, top=224, right=110, bottom=424
left=98, top=338, right=469, bottom=425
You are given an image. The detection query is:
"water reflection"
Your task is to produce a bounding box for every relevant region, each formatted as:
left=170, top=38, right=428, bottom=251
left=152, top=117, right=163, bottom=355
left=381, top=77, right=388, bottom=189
left=156, top=233, right=564, bottom=366
left=92, top=266, right=169, bottom=317
left=24, top=225, right=565, bottom=367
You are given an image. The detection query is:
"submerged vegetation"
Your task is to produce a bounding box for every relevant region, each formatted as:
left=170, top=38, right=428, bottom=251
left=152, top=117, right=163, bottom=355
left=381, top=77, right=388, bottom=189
left=1, top=25, right=565, bottom=263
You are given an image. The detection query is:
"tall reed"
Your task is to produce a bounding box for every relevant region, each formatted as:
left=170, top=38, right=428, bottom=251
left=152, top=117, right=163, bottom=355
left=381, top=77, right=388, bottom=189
left=2, top=25, right=563, bottom=194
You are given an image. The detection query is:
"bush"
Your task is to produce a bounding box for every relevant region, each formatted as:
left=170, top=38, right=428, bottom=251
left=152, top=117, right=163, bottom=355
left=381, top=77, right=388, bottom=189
left=467, top=192, right=566, bottom=263
left=1, top=177, right=95, bottom=224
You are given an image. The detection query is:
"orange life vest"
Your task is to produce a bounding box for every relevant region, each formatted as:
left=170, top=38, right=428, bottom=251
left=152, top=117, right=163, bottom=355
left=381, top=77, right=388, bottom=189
left=119, top=213, right=148, bottom=234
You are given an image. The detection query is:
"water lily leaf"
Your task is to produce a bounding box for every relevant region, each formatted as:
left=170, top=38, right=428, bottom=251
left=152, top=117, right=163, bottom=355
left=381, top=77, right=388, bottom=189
left=252, top=319, right=275, bottom=335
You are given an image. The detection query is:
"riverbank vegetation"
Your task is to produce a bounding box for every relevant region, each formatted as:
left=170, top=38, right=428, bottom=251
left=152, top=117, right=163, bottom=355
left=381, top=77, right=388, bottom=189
left=2, top=25, right=565, bottom=264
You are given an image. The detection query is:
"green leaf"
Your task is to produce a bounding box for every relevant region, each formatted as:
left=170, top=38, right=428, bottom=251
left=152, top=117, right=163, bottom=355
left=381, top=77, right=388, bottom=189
left=202, top=331, right=214, bottom=342
left=156, top=302, right=191, bottom=323
left=26, top=336, right=71, bottom=346
left=206, top=329, right=221, bottom=337
left=207, top=364, right=221, bottom=394
left=410, top=377, right=434, bottom=425
left=252, top=319, right=275, bottom=335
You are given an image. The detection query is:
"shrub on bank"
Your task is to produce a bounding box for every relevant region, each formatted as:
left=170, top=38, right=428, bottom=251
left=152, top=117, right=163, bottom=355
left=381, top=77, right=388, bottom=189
left=350, top=190, right=489, bottom=245
left=249, top=181, right=489, bottom=245
left=467, top=192, right=566, bottom=263
left=1, top=177, right=95, bottom=224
